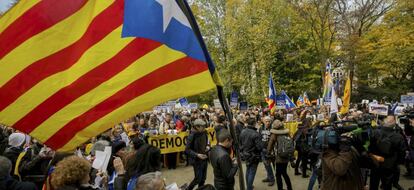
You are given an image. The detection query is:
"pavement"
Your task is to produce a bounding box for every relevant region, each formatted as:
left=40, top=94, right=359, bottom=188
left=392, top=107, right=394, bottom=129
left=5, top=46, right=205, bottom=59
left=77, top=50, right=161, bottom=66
left=162, top=162, right=414, bottom=190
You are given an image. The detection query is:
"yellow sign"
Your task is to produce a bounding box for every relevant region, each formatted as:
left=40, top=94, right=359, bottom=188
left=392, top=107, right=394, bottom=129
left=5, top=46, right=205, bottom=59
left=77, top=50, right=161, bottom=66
left=148, top=127, right=217, bottom=154
left=284, top=122, right=300, bottom=137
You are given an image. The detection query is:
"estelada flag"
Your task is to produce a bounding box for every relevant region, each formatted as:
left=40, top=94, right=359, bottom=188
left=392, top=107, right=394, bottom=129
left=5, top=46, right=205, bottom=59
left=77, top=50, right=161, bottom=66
left=266, top=73, right=277, bottom=114
left=0, top=0, right=221, bottom=151
left=296, top=95, right=304, bottom=107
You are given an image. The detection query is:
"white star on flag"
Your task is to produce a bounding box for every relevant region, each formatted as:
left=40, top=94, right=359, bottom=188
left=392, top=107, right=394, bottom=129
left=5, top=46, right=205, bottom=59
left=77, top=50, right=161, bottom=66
left=155, top=0, right=191, bottom=32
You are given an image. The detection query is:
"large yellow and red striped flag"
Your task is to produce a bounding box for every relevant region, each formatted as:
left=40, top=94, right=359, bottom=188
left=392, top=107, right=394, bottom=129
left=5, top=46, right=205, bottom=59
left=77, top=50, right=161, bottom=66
left=0, top=0, right=221, bottom=151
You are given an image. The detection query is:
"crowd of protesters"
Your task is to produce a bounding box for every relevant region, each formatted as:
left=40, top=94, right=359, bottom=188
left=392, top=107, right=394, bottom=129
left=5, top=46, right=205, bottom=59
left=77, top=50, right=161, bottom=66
left=1, top=102, right=414, bottom=190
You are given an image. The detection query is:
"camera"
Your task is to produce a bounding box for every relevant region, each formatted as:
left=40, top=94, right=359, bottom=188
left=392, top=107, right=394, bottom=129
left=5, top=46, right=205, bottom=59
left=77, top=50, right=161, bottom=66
left=398, top=108, right=414, bottom=135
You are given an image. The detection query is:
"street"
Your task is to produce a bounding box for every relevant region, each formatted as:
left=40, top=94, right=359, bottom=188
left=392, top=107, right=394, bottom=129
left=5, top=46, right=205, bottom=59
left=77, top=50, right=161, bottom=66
left=163, top=162, right=414, bottom=190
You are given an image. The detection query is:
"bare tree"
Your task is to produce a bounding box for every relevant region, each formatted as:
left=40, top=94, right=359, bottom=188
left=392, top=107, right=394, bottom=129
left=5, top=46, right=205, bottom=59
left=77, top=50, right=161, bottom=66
left=333, top=0, right=395, bottom=87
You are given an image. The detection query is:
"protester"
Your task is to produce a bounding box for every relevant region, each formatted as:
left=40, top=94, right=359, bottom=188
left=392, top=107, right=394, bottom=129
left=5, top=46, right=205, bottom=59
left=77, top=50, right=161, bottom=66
left=185, top=119, right=209, bottom=190
left=135, top=172, right=165, bottom=190
left=2, top=132, right=26, bottom=178
left=0, top=156, right=37, bottom=190
left=125, top=137, right=162, bottom=189
left=293, top=117, right=311, bottom=177
left=259, top=116, right=275, bottom=186
left=214, top=115, right=227, bottom=136
left=369, top=115, right=406, bottom=190
left=240, top=117, right=262, bottom=190
left=320, top=132, right=364, bottom=190
left=266, top=120, right=293, bottom=190
left=209, top=129, right=238, bottom=190
left=51, top=155, right=104, bottom=190
left=1, top=103, right=414, bottom=190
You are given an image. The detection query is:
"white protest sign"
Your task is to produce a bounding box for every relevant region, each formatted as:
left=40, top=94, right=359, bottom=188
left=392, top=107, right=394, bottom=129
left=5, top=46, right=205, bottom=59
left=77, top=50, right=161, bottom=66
left=401, top=95, right=414, bottom=104
left=92, top=146, right=112, bottom=172
left=361, top=99, right=369, bottom=104
left=213, top=99, right=222, bottom=109
left=121, top=132, right=129, bottom=145
left=369, top=104, right=389, bottom=116
left=394, top=105, right=405, bottom=116
left=92, top=151, right=106, bottom=170
left=286, top=114, right=294, bottom=122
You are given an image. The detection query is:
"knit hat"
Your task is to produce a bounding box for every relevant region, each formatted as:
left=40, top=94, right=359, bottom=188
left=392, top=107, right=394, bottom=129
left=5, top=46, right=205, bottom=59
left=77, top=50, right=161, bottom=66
left=8, top=133, right=25, bottom=147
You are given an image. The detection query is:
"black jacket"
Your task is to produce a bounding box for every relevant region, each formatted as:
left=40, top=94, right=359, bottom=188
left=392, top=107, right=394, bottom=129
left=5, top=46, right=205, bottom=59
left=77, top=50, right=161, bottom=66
left=186, top=129, right=208, bottom=165
left=369, top=126, right=405, bottom=169
left=0, top=176, right=37, bottom=190
left=3, top=146, right=23, bottom=176
left=209, top=145, right=237, bottom=190
left=239, top=127, right=262, bottom=164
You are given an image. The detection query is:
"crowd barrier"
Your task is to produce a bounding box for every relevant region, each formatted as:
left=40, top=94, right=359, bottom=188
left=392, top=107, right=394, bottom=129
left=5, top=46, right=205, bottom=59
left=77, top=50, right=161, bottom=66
left=149, top=122, right=300, bottom=154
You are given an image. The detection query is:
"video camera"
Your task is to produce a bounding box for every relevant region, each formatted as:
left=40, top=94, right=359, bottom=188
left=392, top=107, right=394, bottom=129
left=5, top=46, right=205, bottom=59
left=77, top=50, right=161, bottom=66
left=308, top=117, right=373, bottom=155
left=398, top=108, right=414, bottom=136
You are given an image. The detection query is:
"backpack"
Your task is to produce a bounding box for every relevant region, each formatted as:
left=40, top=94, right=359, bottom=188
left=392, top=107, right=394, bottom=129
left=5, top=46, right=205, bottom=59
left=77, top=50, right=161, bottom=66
left=376, top=130, right=392, bottom=156
left=276, top=135, right=294, bottom=159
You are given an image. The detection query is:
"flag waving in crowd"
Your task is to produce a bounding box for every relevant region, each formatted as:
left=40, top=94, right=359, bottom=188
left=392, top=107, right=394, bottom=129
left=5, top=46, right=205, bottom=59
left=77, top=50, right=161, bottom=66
left=266, top=73, right=277, bottom=114
left=296, top=95, right=304, bottom=107
left=282, top=90, right=296, bottom=109
left=0, top=0, right=220, bottom=151
left=340, top=76, right=351, bottom=115
left=303, top=92, right=311, bottom=106
left=322, top=62, right=333, bottom=100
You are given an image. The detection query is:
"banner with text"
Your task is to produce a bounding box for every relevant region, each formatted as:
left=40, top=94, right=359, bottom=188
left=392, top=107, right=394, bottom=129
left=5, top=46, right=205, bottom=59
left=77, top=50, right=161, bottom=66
left=148, top=127, right=217, bottom=154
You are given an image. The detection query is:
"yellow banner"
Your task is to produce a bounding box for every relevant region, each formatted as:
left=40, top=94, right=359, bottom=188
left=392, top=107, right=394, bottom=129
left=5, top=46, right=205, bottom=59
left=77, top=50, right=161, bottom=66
left=148, top=127, right=217, bottom=154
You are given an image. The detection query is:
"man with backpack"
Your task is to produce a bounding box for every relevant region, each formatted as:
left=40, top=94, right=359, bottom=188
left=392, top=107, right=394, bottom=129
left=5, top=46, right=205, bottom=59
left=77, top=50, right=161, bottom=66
left=239, top=117, right=262, bottom=190
left=259, top=116, right=275, bottom=186
left=368, top=115, right=405, bottom=190
left=266, top=120, right=294, bottom=190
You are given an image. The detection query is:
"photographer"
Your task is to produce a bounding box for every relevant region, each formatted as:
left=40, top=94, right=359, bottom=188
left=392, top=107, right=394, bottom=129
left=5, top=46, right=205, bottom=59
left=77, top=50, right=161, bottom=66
left=321, top=131, right=364, bottom=190
left=368, top=115, right=406, bottom=190
left=401, top=111, right=414, bottom=177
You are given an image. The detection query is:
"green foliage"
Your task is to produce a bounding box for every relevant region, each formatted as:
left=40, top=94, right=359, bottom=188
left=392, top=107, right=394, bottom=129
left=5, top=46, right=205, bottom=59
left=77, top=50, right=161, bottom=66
left=188, top=0, right=413, bottom=104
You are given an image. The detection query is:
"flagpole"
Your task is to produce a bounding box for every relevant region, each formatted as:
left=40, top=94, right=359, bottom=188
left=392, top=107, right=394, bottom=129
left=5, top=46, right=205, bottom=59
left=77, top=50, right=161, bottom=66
left=177, top=1, right=246, bottom=189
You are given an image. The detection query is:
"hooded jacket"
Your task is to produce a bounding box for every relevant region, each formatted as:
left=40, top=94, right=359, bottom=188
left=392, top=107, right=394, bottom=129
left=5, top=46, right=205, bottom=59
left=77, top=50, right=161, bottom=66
left=267, top=127, right=291, bottom=163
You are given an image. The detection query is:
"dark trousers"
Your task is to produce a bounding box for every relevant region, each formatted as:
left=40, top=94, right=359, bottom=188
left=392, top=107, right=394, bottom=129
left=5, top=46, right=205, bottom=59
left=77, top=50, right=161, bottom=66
left=295, top=150, right=308, bottom=175
left=261, top=152, right=275, bottom=181
left=188, top=160, right=208, bottom=190
left=276, top=163, right=292, bottom=190
left=246, top=162, right=259, bottom=190
left=166, top=153, right=177, bottom=169
left=369, top=168, right=393, bottom=190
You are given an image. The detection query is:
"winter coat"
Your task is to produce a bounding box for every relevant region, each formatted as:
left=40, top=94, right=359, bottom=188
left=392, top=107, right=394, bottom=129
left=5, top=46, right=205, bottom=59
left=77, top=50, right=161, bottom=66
left=0, top=176, right=37, bottom=190
left=209, top=145, right=237, bottom=190
left=368, top=126, right=405, bottom=169
left=185, top=129, right=208, bottom=165
left=2, top=146, right=23, bottom=176
left=239, top=127, right=262, bottom=164
left=267, top=128, right=291, bottom=163
left=321, top=148, right=364, bottom=190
